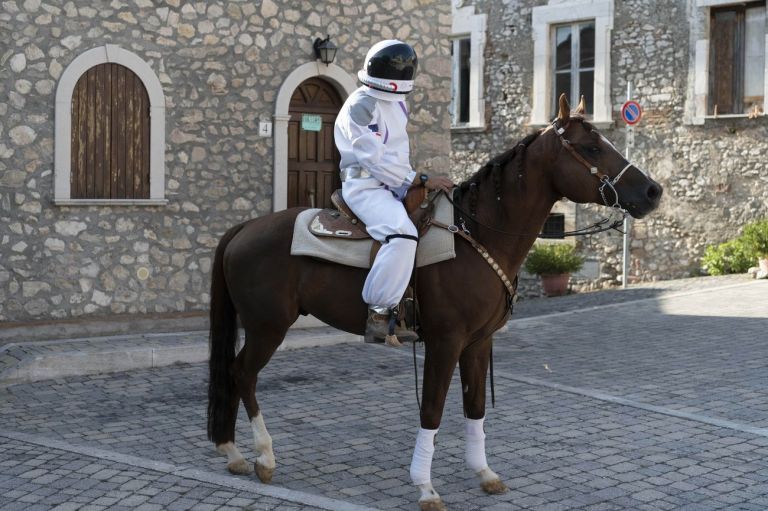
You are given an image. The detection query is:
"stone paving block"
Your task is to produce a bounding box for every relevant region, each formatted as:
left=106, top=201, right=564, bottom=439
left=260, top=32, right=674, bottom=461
left=133, top=505, right=164, bottom=511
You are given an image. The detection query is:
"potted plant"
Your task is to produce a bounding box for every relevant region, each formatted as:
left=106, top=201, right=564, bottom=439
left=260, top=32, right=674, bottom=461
left=742, top=219, right=768, bottom=273
left=524, top=243, right=585, bottom=297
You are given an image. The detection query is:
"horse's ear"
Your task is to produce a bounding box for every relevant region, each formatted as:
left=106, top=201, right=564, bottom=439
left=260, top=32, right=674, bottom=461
left=575, top=95, right=586, bottom=115
left=557, top=93, right=571, bottom=123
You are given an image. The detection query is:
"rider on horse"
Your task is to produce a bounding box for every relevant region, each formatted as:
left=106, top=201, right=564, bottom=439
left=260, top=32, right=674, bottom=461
left=334, top=40, right=454, bottom=344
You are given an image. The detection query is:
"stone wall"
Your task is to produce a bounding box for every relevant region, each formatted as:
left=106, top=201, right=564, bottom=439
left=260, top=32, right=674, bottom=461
left=0, top=0, right=452, bottom=322
left=451, top=0, right=768, bottom=293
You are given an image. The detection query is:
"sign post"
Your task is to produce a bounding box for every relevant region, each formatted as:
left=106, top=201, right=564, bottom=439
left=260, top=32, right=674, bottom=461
left=620, top=84, right=641, bottom=289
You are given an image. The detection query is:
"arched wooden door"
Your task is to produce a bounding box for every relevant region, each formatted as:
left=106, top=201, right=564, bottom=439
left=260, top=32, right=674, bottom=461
left=287, top=78, right=343, bottom=209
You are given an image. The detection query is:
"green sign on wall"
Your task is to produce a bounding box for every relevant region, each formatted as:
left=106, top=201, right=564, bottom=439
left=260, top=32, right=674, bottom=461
left=301, top=114, right=322, bottom=132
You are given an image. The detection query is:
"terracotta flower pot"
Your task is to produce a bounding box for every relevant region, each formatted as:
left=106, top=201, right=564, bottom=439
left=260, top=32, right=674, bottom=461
left=540, top=273, right=570, bottom=297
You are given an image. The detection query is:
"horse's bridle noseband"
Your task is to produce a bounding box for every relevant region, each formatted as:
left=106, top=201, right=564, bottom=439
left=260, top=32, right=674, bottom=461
left=552, top=118, right=635, bottom=212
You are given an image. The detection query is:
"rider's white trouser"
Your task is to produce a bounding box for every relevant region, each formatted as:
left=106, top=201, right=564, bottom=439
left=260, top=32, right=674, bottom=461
left=342, top=178, right=417, bottom=309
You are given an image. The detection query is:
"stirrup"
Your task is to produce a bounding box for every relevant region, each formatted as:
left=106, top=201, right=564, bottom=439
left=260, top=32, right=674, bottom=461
left=365, top=307, right=419, bottom=346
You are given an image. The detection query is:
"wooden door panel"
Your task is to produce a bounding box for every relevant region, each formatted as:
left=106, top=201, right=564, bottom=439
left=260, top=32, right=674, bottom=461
left=305, top=130, right=317, bottom=163
left=287, top=171, right=299, bottom=208
left=288, top=122, right=299, bottom=160
left=322, top=125, right=335, bottom=161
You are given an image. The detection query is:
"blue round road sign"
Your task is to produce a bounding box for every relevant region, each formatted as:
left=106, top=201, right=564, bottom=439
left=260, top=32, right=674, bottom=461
left=621, top=101, right=642, bottom=125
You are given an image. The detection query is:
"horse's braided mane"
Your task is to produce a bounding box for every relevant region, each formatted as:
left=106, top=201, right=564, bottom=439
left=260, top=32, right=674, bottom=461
left=455, top=131, right=541, bottom=213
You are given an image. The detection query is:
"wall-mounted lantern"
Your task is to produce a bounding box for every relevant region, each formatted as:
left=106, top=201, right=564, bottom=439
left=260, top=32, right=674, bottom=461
left=313, top=35, right=337, bottom=65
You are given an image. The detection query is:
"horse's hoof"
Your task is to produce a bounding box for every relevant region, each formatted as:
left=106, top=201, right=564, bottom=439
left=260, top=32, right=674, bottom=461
left=226, top=459, right=251, bottom=475
left=480, top=478, right=508, bottom=495
left=255, top=462, right=274, bottom=484
left=418, top=498, right=447, bottom=511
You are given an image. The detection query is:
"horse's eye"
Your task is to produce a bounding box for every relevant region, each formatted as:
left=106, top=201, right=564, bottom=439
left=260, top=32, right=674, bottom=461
left=589, top=146, right=600, bottom=154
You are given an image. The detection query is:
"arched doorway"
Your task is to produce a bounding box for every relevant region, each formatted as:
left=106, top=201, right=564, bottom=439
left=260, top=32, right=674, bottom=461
left=286, top=78, right=342, bottom=209
left=272, top=62, right=356, bottom=212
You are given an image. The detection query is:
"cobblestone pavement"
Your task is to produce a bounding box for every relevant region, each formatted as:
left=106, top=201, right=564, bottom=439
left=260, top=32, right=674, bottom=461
left=0, top=274, right=748, bottom=382
left=1, top=277, right=767, bottom=510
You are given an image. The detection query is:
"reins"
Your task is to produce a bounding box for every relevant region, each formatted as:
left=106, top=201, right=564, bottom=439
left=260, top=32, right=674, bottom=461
left=445, top=190, right=626, bottom=239
left=445, top=117, right=643, bottom=241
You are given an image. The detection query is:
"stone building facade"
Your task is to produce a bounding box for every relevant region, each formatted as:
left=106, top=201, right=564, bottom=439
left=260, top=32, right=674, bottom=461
left=450, top=0, right=768, bottom=290
left=0, top=0, right=452, bottom=322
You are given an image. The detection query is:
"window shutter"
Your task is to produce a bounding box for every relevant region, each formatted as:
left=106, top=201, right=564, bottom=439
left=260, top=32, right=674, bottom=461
left=70, top=63, right=150, bottom=199
left=709, top=9, right=744, bottom=114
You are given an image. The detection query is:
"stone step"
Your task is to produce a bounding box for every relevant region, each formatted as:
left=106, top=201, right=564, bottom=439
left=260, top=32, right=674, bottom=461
left=0, top=326, right=361, bottom=385
left=0, top=312, right=328, bottom=343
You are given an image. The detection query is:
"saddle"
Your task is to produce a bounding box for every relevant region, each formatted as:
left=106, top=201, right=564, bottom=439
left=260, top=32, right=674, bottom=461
left=309, top=186, right=436, bottom=241
left=303, top=186, right=445, bottom=339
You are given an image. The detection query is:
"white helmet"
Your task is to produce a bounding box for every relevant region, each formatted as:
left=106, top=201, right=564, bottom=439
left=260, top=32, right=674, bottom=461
left=358, top=40, right=418, bottom=100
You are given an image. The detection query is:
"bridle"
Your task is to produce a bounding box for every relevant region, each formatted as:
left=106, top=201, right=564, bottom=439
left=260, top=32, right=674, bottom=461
left=442, top=118, right=636, bottom=239
left=552, top=117, right=636, bottom=213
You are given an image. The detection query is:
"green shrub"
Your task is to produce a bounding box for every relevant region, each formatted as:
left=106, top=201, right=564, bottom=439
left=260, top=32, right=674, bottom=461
left=742, top=219, right=768, bottom=257
left=524, top=243, right=584, bottom=276
left=701, top=238, right=754, bottom=275
left=701, top=218, right=768, bottom=275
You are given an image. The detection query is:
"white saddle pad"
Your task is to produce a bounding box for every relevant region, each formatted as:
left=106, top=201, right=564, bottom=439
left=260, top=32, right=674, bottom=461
left=290, top=194, right=456, bottom=269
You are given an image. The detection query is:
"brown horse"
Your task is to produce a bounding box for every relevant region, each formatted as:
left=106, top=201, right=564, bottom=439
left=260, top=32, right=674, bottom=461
left=207, top=96, right=663, bottom=510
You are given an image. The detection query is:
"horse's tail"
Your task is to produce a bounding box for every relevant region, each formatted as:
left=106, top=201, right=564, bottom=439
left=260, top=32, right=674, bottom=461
left=207, top=223, right=246, bottom=444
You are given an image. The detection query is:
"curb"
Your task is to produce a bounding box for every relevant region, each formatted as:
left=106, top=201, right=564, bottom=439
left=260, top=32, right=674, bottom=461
left=1, top=327, right=362, bottom=385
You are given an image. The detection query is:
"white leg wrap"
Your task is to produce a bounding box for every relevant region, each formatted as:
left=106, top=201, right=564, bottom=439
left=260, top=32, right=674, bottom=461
left=409, top=428, right=438, bottom=486
left=465, top=417, right=489, bottom=473
left=251, top=413, right=275, bottom=469
left=216, top=441, right=245, bottom=464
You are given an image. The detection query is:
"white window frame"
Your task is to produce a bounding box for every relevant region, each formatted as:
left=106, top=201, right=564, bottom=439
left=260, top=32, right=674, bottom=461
left=551, top=21, right=596, bottom=116
left=689, top=0, right=768, bottom=124
left=531, top=0, right=614, bottom=127
left=54, top=45, right=167, bottom=205
left=451, top=3, right=487, bottom=130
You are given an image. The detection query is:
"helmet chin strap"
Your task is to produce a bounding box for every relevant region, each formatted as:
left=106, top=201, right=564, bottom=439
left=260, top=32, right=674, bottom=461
left=362, top=86, right=408, bottom=102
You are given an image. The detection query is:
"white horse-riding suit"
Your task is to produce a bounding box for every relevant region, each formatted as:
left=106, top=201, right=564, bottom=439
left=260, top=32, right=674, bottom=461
left=334, top=86, right=418, bottom=310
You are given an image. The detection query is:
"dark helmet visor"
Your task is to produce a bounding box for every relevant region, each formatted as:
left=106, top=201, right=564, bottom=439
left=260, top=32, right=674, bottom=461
left=366, top=43, right=418, bottom=81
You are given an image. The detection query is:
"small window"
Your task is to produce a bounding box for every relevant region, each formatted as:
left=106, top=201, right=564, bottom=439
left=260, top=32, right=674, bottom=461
left=552, top=21, right=595, bottom=116
left=709, top=3, right=766, bottom=115
left=450, top=4, right=487, bottom=129
left=54, top=45, right=166, bottom=205
left=71, top=63, right=150, bottom=199
left=531, top=0, right=613, bottom=126
left=452, top=37, right=472, bottom=124
left=541, top=213, right=566, bottom=239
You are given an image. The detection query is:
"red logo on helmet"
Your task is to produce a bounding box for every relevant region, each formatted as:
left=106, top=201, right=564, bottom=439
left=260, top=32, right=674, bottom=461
left=389, top=82, right=398, bottom=92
